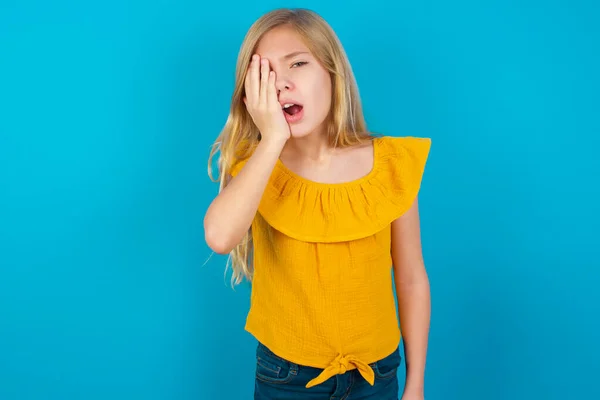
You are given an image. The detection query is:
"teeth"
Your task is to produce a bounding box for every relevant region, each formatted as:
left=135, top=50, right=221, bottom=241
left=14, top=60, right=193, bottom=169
left=283, top=103, right=294, bottom=108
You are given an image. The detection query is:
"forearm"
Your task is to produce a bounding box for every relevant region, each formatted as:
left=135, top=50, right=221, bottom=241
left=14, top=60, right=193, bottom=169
left=204, top=138, right=285, bottom=254
left=396, top=272, right=431, bottom=392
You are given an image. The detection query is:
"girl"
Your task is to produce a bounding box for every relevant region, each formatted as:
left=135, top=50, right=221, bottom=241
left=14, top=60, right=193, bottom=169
left=204, top=7, right=431, bottom=400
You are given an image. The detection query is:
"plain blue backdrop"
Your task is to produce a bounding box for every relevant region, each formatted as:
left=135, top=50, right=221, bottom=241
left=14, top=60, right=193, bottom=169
left=1, top=0, right=599, bottom=399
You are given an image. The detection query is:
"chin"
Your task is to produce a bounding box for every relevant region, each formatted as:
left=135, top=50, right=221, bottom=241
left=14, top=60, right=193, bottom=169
left=289, top=120, right=328, bottom=139
left=289, top=125, right=314, bottom=138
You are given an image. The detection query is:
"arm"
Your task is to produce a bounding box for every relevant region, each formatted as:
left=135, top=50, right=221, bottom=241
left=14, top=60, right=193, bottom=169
left=203, top=138, right=286, bottom=254
left=204, top=55, right=291, bottom=254
left=391, top=197, right=431, bottom=399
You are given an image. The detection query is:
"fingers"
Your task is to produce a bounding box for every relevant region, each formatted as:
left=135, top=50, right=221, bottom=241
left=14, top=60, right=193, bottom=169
left=259, top=58, right=270, bottom=107
left=245, top=54, right=277, bottom=110
left=267, top=70, right=277, bottom=110
left=245, top=54, right=259, bottom=106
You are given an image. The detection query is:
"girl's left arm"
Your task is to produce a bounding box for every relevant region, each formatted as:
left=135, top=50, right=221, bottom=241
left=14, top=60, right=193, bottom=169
left=391, top=197, right=431, bottom=399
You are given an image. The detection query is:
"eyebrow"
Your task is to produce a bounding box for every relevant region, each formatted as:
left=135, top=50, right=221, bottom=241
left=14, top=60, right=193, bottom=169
left=281, top=51, right=310, bottom=60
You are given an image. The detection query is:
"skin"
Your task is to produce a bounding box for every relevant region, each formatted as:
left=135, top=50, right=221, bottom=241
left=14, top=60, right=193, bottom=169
left=254, top=24, right=332, bottom=141
left=204, top=24, right=430, bottom=400
left=254, top=25, right=375, bottom=183
left=392, top=198, right=431, bottom=400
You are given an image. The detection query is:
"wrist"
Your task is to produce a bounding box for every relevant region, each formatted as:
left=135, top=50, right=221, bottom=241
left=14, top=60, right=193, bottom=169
left=403, top=379, right=424, bottom=395
left=404, top=369, right=424, bottom=393
left=259, top=136, right=287, bottom=153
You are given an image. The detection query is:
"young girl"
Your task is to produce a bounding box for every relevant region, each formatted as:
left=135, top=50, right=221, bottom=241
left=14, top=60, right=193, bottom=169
left=204, top=8, right=431, bottom=400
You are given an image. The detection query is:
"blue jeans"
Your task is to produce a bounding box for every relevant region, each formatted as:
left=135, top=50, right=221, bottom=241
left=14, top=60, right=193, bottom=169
left=254, top=342, right=401, bottom=399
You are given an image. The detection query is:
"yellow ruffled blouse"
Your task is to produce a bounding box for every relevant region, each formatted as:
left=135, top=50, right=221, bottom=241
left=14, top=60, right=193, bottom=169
left=230, top=135, right=431, bottom=388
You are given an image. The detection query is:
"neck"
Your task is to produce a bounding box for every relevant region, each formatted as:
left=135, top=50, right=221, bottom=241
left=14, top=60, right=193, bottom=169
left=283, top=131, right=332, bottom=164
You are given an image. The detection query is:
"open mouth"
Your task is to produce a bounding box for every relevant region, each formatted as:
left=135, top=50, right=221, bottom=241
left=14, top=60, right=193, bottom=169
left=282, top=103, right=303, bottom=116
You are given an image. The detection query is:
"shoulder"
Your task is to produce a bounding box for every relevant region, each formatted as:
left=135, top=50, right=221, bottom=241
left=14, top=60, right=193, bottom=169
left=362, top=135, right=432, bottom=221
left=373, top=135, right=431, bottom=180
left=374, top=135, right=432, bottom=159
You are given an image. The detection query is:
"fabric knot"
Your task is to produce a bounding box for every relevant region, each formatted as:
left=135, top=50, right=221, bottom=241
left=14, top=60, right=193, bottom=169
left=333, top=354, right=350, bottom=373
left=305, top=353, right=375, bottom=389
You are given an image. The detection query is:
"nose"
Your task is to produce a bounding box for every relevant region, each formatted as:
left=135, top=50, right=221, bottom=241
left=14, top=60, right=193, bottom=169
left=275, top=75, right=292, bottom=93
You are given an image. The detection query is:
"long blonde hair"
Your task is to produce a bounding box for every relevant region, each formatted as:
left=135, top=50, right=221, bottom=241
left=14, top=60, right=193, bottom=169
left=208, top=8, right=375, bottom=287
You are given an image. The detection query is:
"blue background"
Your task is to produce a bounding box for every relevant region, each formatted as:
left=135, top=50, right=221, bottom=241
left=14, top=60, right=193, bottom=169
left=1, top=1, right=598, bottom=399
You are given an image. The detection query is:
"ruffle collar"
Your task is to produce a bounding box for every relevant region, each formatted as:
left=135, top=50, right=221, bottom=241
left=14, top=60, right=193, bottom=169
left=233, top=136, right=431, bottom=243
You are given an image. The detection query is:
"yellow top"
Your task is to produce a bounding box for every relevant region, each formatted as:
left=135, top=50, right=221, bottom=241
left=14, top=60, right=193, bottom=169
left=230, top=135, right=431, bottom=388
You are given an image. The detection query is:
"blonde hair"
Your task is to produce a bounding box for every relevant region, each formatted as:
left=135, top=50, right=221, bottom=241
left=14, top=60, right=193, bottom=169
left=208, top=8, right=375, bottom=287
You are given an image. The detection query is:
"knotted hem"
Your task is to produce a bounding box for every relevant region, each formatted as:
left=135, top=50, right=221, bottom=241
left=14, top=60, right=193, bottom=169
left=305, top=353, right=375, bottom=388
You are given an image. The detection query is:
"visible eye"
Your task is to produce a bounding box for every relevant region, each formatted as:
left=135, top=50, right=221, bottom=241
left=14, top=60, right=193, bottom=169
left=291, top=61, right=308, bottom=68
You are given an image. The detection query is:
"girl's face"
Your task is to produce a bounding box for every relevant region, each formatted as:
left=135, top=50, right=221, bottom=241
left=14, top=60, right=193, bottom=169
left=255, top=25, right=332, bottom=139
